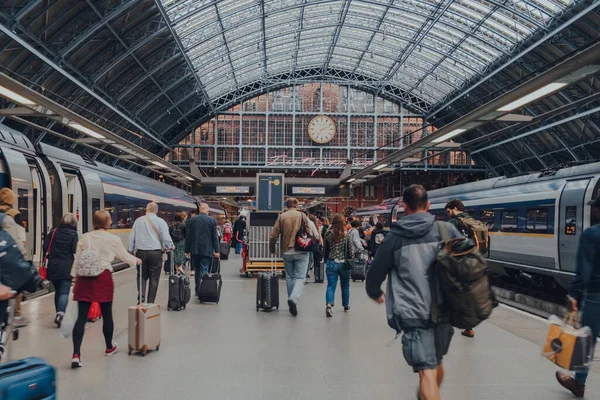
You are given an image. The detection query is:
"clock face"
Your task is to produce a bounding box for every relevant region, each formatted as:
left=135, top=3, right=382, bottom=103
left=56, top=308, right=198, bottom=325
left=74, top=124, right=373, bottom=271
left=308, top=115, right=336, bottom=144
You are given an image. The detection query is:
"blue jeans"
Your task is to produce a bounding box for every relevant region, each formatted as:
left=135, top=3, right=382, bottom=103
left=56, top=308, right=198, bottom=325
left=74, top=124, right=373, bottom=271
left=51, top=279, right=71, bottom=314
left=306, top=252, right=313, bottom=278
left=325, top=261, right=350, bottom=307
left=192, top=255, right=212, bottom=295
left=283, top=252, right=309, bottom=304
left=575, top=294, right=600, bottom=385
left=235, top=241, right=242, bottom=254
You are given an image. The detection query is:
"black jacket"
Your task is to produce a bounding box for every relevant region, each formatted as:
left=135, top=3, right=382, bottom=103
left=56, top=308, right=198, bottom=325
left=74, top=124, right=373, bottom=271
left=184, top=214, right=219, bottom=258
left=43, top=225, right=78, bottom=281
left=368, top=228, right=388, bottom=256
left=233, top=219, right=246, bottom=243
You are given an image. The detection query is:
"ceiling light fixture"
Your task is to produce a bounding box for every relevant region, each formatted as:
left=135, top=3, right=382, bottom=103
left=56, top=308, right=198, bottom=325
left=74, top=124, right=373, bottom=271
left=347, top=178, right=356, bottom=183
left=151, top=161, right=168, bottom=169
left=496, top=82, right=567, bottom=112
left=431, top=128, right=466, bottom=143
left=184, top=176, right=195, bottom=181
left=68, top=123, right=105, bottom=139
left=0, top=85, right=36, bottom=105
left=373, top=164, right=388, bottom=170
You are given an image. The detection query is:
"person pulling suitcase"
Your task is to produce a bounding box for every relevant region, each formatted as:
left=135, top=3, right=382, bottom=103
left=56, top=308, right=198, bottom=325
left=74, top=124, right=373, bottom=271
left=167, top=248, right=191, bottom=311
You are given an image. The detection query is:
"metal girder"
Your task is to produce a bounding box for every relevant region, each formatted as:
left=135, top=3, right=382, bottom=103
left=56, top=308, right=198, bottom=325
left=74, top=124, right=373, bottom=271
left=322, top=0, right=352, bottom=73
left=351, top=0, right=393, bottom=75
left=117, top=52, right=183, bottom=102
left=0, top=22, right=171, bottom=149
left=523, top=140, right=548, bottom=169
left=550, top=131, right=580, bottom=161
left=259, top=0, right=268, bottom=78
left=60, top=0, right=140, bottom=57
left=92, top=27, right=167, bottom=83
left=136, top=72, right=195, bottom=116
left=84, top=0, right=189, bottom=126
left=472, top=104, right=600, bottom=155
left=498, top=148, right=522, bottom=173
left=427, top=0, right=600, bottom=119
left=154, top=0, right=216, bottom=115
left=381, top=0, right=454, bottom=84
left=291, top=0, right=307, bottom=76
left=213, top=3, right=238, bottom=88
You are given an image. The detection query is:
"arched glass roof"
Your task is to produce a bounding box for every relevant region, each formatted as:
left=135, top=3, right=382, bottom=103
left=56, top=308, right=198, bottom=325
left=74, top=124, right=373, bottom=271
left=160, top=0, right=574, bottom=105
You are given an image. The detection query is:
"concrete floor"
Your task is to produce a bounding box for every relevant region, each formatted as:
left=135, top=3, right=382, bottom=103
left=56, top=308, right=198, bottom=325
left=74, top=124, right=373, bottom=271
left=11, top=254, right=600, bottom=399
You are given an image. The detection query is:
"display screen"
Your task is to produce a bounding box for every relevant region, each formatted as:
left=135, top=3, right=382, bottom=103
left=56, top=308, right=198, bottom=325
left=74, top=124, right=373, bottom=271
left=292, top=187, right=326, bottom=195
left=216, top=186, right=250, bottom=194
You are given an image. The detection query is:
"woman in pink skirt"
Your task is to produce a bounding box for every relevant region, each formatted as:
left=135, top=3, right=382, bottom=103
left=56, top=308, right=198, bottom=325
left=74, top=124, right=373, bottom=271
left=71, top=210, right=140, bottom=369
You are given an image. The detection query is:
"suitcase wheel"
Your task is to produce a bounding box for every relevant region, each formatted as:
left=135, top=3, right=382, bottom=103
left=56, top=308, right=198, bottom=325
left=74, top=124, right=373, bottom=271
left=167, top=307, right=171, bottom=311
left=156, top=345, right=160, bottom=351
left=256, top=307, right=259, bottom=312
left=142, top=345, right=148, bottom=357
left=246, top=271, right=253, bottom=278
left=128, top=345, right=133, bottom=356
left=265, top=307, right=271, bottom=313
left=352, top=279, right=356, bottom=282
left=276, top=305, right=279, bottom=310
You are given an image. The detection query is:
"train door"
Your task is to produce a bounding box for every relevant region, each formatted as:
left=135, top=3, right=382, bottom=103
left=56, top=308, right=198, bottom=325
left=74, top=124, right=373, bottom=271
left=558, top=179, right=591, bottom=272
left=27, top=157, right=51, bottom=266
left=63, top=170, right=84, bottom=235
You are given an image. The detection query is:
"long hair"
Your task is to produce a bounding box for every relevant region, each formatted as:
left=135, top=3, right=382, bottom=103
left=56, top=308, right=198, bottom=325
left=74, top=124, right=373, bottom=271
left=331, top=214, right=346, bottom=243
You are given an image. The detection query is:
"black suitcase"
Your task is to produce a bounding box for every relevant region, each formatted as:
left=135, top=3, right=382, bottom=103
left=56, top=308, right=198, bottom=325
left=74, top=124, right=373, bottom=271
left=220, top=242, right=230, bottom=260
left=314, top=260, right=324, bottom=283
left=256, top=259, right=279, bottom=312
left=350, top=259, right=367, bottom=282
left=198, top=259, right=222, bottom=303
left=167, top=255, right=191, bottom=311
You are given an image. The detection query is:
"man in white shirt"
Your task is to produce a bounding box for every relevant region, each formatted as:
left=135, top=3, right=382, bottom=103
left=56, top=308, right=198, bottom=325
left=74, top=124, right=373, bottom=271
left=128, top=202, right=174, bottom=304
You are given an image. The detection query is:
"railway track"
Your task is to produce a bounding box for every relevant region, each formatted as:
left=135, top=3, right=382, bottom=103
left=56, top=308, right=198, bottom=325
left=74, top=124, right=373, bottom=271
left=491, top=277, right=568, bottom=319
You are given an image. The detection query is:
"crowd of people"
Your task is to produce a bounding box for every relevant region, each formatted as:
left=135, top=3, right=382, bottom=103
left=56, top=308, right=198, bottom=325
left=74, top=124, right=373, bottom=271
left=0, top=184, right=597, bottom=399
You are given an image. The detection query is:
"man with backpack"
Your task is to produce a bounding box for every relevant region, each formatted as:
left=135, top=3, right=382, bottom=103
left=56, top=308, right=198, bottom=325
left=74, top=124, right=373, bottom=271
left=368, top=222, right=388, bottom=258
left=366, top=185, right=462, bottom=400
left=445, top=198, right=489, bottom=338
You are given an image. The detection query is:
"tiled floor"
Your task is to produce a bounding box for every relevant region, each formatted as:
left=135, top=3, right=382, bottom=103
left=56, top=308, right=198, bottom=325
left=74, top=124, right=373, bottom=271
left=11, top=254, right=600, bottom=399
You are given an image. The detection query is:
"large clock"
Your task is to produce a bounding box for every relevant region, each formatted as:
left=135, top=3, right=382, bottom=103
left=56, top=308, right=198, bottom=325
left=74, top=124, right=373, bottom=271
left=308, top=115, right=336, bottom=144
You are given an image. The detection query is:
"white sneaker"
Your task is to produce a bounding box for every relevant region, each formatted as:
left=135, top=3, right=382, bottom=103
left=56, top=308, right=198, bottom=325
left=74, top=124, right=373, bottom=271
left=71, top=355, right=83, bottom=369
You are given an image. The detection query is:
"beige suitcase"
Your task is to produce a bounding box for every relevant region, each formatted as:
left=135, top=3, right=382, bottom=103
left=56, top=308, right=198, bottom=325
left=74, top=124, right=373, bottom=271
left=128, top=304, right=161, bottom=356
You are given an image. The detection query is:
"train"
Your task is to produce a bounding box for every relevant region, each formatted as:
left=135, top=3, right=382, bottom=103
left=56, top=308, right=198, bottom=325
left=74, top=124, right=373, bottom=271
left=0, top=123, right=226, bottom=269
left=353, top=162, right=600, bottom=291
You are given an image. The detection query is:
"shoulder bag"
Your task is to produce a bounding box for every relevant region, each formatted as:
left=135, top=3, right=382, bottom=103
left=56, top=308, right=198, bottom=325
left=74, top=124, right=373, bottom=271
left=146, top=215, right=168, bottom=262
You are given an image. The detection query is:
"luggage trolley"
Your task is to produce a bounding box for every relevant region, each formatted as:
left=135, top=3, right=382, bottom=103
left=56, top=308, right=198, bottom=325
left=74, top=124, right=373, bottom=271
left=242, top=212, right=284, bottom=278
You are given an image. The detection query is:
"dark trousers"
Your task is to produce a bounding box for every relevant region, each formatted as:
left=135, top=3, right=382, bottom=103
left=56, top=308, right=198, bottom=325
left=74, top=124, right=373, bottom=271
left=72, top=301, right=113, bottom=355
left=136, top=250, right=163, bottom=304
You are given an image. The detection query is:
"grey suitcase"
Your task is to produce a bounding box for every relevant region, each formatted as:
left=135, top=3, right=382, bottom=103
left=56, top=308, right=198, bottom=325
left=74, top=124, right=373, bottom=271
left=167, top=255, right=191, bottom=311
left=256, top=258, right=279, bottom=312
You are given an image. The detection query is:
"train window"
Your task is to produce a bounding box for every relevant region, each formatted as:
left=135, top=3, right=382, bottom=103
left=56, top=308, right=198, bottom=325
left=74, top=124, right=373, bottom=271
left=500, top=210, right=518, bottom=232
left=92, top=198, right=101, bottom=214
left=480, top=210, right=495, bottom=231
left=17, top=189, right=28, bottom=232
left=116, top=205, right=132, bottom=229
left=134, top=205, right=145, bottom=221
left=431, top=210, right=446, bottom=221
left=526, top=208, right=548, bottom=234
left=565, top=206, right=577, bottom=235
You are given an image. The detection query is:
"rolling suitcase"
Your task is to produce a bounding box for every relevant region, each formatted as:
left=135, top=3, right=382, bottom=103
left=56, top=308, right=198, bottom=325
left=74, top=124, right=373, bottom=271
left=128, top=266, right=161, bottom=356
left=256, top=257, right=279, bottom=312
left=350, top=259, right=367, bottom=282
left=197, top=258, right=222, bottom=303
left=167, top=251, right=191, bottom=311
left=220, top=242, right=230, bottom=260
left=314, top=260, right=324, bottom=283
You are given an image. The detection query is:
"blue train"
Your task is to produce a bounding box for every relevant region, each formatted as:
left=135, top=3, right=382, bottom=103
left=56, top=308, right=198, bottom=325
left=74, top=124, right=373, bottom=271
left=354, top=162, right=600, bottom=290
left=0, top=124, right=225, bottom=268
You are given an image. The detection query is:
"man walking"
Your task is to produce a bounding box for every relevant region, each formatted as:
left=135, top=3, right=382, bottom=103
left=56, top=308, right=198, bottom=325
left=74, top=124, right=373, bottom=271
left=269, top=198, right=310, bottom=316
left=185, top=203, right=220, bottom=294
left=128, top=202, right=173, bottom=304
left=555, top=197, right=600, bottom=398
left=366, top=185, right=461, bottom=400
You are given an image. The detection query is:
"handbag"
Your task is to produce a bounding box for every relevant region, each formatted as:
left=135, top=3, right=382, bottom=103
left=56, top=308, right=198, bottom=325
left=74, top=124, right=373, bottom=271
left=40, top=228, right=57, bottom=280
left=146, top=215, right=168, bottom=262
left=542, top=312, right=594, bottom=371
left=75, top=235, right=104, bottom=277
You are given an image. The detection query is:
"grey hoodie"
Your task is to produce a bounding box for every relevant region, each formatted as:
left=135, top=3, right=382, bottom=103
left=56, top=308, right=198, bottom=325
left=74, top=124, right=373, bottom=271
left=365, top=212, right=461, bottom=332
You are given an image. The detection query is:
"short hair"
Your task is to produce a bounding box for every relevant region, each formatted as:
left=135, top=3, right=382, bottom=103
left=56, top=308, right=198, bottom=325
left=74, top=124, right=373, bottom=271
left=402, top=184, right=428, bottom=211
left=445, top=199, right=465, bottom=212
left=199, top=203, right=209, bottom=213
left=147, top=202, right=159, bottom=213
left=61, top=213, right=78, bottom=229
left=350, top=220, right=361, bottom=228
left=92, top=210, right=112, bottom=230
left=286, top=197, right=298, bottom=208
left=376, top=222, right=384, bottom=230
left=174, top=212, right=184, bottom=222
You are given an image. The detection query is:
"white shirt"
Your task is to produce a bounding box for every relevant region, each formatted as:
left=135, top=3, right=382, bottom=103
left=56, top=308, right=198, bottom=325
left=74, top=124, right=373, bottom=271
left=74, top=230, right=138, bottom=274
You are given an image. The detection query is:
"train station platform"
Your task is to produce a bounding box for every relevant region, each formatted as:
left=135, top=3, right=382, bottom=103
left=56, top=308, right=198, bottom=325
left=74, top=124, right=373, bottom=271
left=11, top=254, right=600, bottom=400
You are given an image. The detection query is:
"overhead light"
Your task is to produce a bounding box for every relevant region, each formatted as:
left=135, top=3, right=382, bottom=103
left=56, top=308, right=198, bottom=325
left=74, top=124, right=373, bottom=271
left=184, top=176, right=195, bottom=181
left=0, top=85, right=35, bottom=105
left=347, top=178, right=356, bottom=183
left=68, top=123, right=106, bottom=139
left=373, top=164, right=388, bottom=171
left=151, top=161, right=168, bottom=168
left=496, top=82, right=567, bottom=112
left=431, top=128, right=466, bottom=143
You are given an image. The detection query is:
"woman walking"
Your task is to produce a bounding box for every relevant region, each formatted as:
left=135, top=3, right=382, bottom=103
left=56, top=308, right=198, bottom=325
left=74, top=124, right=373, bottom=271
left=323, top=214, right=351, bottom=317
left=71, top=210, right=140, bottom=369
left=43, top=213, right=78, bottom=328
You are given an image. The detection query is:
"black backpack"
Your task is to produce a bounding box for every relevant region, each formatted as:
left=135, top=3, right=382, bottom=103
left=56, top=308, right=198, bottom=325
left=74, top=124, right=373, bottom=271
left=433, top=222, right=497, bottom=329
left=170, top=221, right=185, bottom=243
left=294, top=216, right=315, bottom=252
left=0, top=214, right=41, bottom=293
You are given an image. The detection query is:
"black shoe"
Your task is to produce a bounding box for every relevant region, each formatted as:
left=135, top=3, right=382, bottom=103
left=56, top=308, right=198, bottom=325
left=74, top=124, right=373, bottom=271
left=287, top=300, right=298, bottom=316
